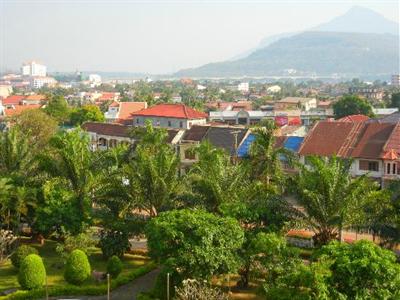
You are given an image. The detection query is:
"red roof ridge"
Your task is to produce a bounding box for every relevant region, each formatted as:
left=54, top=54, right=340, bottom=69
left=382, top=149, right=399, bottom=160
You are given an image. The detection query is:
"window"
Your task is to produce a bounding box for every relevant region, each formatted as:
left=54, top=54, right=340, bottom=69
left=168, top=120, right=172, bottom=127
left=184, top=149, right=196, bottom=160
left=359, top=160, right=379, bottom=172
left=136, top=118, right=139, bottom=124
left=179, top=121, right=183, bottom=128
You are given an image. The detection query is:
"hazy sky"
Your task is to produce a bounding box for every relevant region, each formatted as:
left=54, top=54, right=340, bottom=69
left=0, top=0, right=399, bottom=74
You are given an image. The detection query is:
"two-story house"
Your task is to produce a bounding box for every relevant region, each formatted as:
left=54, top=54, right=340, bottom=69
left=131, top=104, right=207, bottom=129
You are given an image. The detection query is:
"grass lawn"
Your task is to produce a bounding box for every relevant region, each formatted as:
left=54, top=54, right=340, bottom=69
left=0, top=240, right=151, bottom=293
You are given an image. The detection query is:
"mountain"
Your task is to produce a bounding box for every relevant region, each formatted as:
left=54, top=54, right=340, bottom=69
left=313, top=6, right=398, bottom=35
left=175, top=31, right=399, bottom=78
left=177, top=6, right=399, bottom=77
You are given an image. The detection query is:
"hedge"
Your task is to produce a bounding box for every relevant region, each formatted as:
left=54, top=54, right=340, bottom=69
left=0, top=262, right=157, bottom=300
left=64, top=250, right=91, bottom=285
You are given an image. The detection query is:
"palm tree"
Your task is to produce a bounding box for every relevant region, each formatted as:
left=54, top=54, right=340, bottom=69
left=38, top=128, right=97, bottom=220
left=292, top=156, right=382, bottom=246
left=249, top=121, right=294, bottom=188
left=187, top=141, right=247, bottom=213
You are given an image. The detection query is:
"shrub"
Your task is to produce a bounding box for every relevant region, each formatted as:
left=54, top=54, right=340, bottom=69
left=64, top=249, right=91, bottom=285
left=175, top=279, right=229, bottom=300
left=107, top=255, right=123, bottom=278
left=18, top=254, right=46, bottom=290
left=11, top=245, right=38, bottom=268
left=99, top=230, right=130, bottom=258
left=56, top=230, right=96, bottom=260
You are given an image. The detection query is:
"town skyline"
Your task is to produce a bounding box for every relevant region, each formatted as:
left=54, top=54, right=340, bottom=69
left=1, top=0, right=399, bottom=74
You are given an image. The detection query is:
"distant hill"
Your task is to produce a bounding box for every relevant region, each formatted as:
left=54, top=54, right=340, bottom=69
left=183, top=6, right=399, bottom=77
left=175, top=31, right=399, bottom=78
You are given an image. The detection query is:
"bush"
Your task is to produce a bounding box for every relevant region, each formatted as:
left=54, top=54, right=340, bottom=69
left=99, top=230, right=130, bottom=259
left=11, top=245, right=39, bottom=268
left=18, top=254, right=46, bottom=290
left=64, top=249, right=91, bottom=285
left=107, top=255, right=123, bottom=278
left=56, top=231, right=96, bottom=260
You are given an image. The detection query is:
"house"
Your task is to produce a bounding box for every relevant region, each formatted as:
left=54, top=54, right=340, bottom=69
left=132, top=104, right=207, bottom=129
left=337, top=114, right=370, bottom=123
left=349, top=87, right=384, bottom=101
left=104, top=101, right=147, bottom=124
left=178, top=125, right=250, bottom=170
left=275, top=97, right=317, bottom=111
left=1, top=95, right=25, bottom=106
left=298, top=121, right=400, bottom=186
left=82, top=122, right=184, bottom=151
left=206, top=101, right=253, bottom=112
left=266, top=85, right=281, bottom=94
left=22, top=94, right=47, bottom=105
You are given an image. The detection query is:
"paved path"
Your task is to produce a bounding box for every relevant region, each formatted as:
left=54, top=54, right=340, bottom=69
left=53, top=268, right=160, bottom=300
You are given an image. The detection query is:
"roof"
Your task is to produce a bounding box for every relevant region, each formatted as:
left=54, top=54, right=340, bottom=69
left=2, top=95, right=24, bottom=105
left=3, top=105, right=41, bottom=117
left=278, top=97, right=315, bottom=104
left=132, top=104, right=207, bottom=120
left=337, top=114, right=370, bottom=123
left=82, top=122, right=131, bottom=138
left=299, top=121, right=400, bottom=160
left=237, top=134, right=255, bottom=157
left=117, top=102, right=148, bottom=122
left=371, top=112, right=400, bottom=124
left=283, top=136, right=304, bottom=152
left=351, top=123, right=395, bottom=159
left=299, top=121, right=360, bottom=157
left=182, top=125, right=248, bottom=155
left=82, top=122, right=181, bottom=144
left=24, top=94, right=46, bottom=101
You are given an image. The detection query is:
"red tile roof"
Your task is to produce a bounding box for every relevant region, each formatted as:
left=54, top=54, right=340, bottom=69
left=382, top=149, right=399, bottom=160
left=337, top=114, right=369, bottom=123
left=24, top=94, right=46, bottom=101
left=82, top=122, right=131, bottom=137
left=2, top=95, right=24, bottom=105
left=3, top=105, right=41, bottom=117
left=116, top=102, right=148, bottom=123
left=132, top=104, right=207, bottom=120
left=299, top=121, right=400, bottom=160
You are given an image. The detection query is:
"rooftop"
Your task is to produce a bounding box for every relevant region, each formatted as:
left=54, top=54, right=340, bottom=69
left=132, top=104, right=207, bottom=120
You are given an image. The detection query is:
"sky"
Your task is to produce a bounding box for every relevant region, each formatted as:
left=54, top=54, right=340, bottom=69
left=0, top=0, right=399, bottom=74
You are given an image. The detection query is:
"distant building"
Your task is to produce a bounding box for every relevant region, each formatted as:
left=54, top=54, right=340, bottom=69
left=0, top=85, right=12, bottom=98
left=105, top=101, right=147, bottom=124
left=89, top=74, right=102, bottom=87
left=237, top=82, right=249, bottom=93
left=266, top=85, right=281, bottom=94
left=30, top=76, right=57, bottom=89
left=275, top=97, right=317, bottom=111
left=21, top=61, right=47, bottom=77
left=132, top=103, right=207, bottom=129
left=349, top=87, right=384, bottom=101
left=391, top=74, right=400, bottom=87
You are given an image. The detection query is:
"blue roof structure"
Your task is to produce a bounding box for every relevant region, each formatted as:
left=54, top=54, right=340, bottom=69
left=283, top=136, right=304, bottom=152
left=237, top=134, right=304, bottom=158
left=237, top=134, right=255, bottom=158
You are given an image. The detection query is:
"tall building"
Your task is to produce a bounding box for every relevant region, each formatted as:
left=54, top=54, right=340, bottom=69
left=21, top=61, right=47, bottom=77
left=391, top=75, right=400, bottom=87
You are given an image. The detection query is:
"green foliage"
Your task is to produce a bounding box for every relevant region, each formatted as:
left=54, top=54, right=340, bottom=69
left=292, top=156, right=382, bottom=246
left=34, top=178, right=84, bottom=236
left=18, top=254, right=46, bottom=290
left=70, top=104, right=105, bottom=125
left=99, top=230, right=130, bottom=259
left=13, top=109, right=58, bottom=151
left=55, top=230, right=96, bottom=259
left=64, top=249, right=91, bottom=285
left=389, top=92, right=400, bottom=109
left=11, top=245, right=38, bottom=268
left=44, top=95, right=71, bottom=123
left=315, top=240, right=400, bottom=299
left=146, top=209, right=244, bottom=282
left=3, top=263, right=156, bottom=300
left=333, top=95, right=374, bottom=119
left=107, top=255, right=123, bottom=278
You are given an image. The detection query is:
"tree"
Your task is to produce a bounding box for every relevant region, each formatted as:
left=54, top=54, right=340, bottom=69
left=249, top=120, right=294, bottom=189
left=292, top=156, right=382, bottom=246
left=187, top=141, right=247, bottom=213
left=44, top=94, right=71, bottom=124
left=333, top=95, right=374, bottom=119
left=38, top=129, right=97, bottom=226
left=389, top=92, right=400, bottom=110
left=13, top=109, right=58, bottom=151
left=146, top=209, right=244, bottom=283
left=70, top=104, right=105, bottom=126
left=315, top=240, right=400, bottom=299
left=110, top=122, right=181, bottom=217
